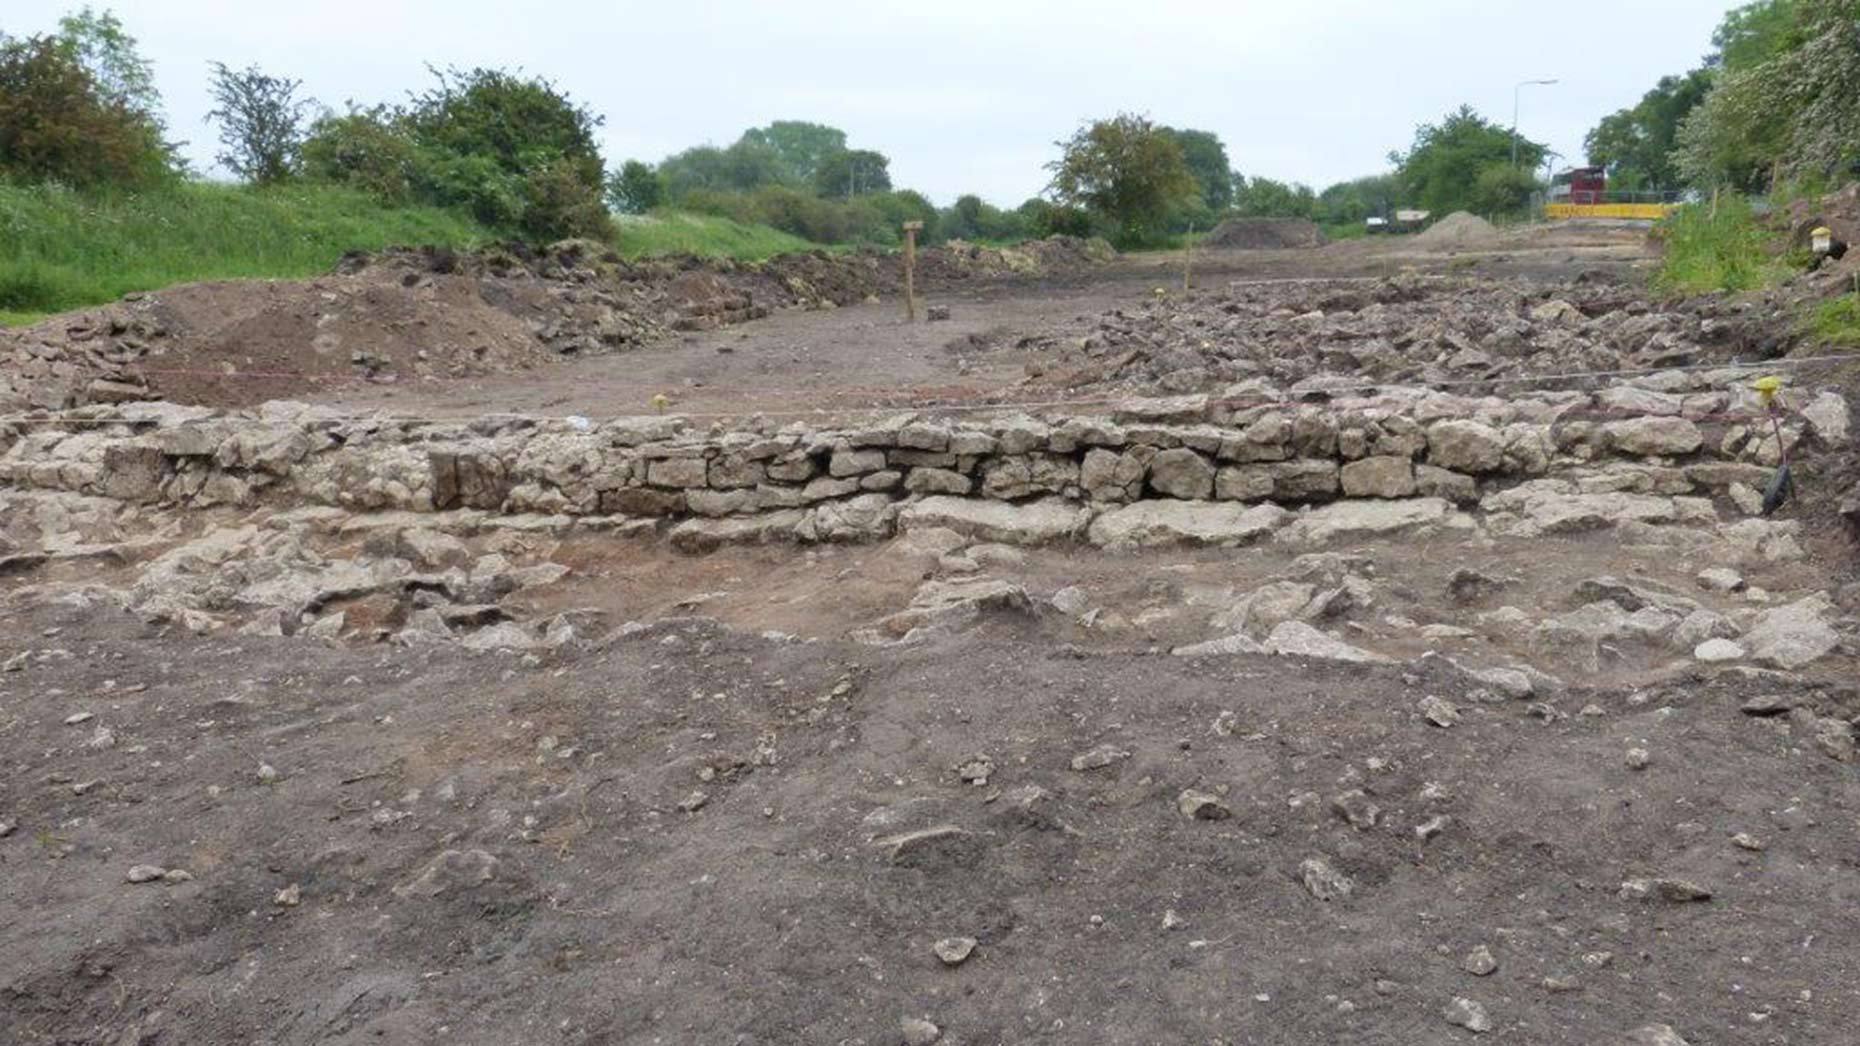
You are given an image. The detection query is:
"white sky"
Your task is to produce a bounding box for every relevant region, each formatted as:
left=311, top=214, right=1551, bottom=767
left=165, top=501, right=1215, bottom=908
left=6, top=1, right=1734, bottom=204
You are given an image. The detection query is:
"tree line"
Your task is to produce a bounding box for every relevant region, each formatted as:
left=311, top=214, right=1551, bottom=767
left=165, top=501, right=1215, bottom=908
left=1585, top=0, right=1859, bottom=195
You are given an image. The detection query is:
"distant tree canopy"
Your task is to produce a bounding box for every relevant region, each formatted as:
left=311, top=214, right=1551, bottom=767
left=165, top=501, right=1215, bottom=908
left=1233, top=175, right=1316, bottom=219
left=1584, top=69, right=1714, bottom=190
left=1391, top=105, right=1543, bottom=215
left=813, top=148, right=892, bottom=197
left=738, top=120, right=846, bottom=185
left=0, top=15, right=175, bottom=187
left=1160, top=127, right=1235, bottom=212
left=1585, top=0, right=1860, bottom=194
left=1048, top=113, right=1197, bottom=246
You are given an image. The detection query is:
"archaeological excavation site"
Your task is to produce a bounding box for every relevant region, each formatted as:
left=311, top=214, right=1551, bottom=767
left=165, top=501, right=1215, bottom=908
left=3, top=224, right=1858, bottom=1044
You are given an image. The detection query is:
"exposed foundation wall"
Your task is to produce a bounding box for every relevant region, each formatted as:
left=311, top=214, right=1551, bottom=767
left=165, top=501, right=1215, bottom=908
left=0, top=378, right=1844, bottom=550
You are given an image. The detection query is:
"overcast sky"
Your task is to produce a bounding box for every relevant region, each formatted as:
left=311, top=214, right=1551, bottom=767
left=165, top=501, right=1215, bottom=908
left=8, top=1, right=1733, bottom=204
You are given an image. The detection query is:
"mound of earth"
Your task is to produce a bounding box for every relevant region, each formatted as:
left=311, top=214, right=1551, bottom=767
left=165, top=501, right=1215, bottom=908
left=0, top=236, right=1113, bottom=412
left=1415, top=211, right=1501, bottom=249
left=1202, top=218, right=1328, bottom=250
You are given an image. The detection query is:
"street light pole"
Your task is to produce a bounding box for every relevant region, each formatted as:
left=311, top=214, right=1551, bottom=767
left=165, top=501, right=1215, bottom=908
left=1512, top=78, right=1559, bottom=166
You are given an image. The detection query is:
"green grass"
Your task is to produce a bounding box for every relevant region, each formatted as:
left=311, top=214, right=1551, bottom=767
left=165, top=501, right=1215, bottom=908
left=1652, top=195, right=1793, bottom=294
left=615, top=211, right=824, bottom=261
left=1805, top=291, right=1860, bottom=346
left=0, top=179, right=495, bottom=316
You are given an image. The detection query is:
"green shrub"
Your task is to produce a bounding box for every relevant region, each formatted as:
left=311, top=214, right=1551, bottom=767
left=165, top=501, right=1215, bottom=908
left=0, top=35, right=173, bottom=188
left=520, top=157, right=615, bottom=241
left=606, top=160, right=663, bottom=215
left=301, top=108, right=417, bottom=200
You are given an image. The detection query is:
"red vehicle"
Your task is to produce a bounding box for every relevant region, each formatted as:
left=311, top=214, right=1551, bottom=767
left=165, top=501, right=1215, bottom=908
left=1549, top=166, right=1607, bottom=206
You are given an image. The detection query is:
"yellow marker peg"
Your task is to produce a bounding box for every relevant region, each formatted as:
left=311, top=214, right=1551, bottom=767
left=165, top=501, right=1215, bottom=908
left=651, top=393, right=671, bottom=414
left=1752, top=375, right=1783, bottom=408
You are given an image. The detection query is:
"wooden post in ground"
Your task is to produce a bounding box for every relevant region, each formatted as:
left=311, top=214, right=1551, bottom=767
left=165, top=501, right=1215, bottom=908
left=902, top=220, right=923, bottom=322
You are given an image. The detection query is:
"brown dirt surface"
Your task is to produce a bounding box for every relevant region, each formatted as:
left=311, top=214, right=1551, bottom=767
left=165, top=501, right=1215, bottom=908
left=4, top=597, right=1860, bottom=1044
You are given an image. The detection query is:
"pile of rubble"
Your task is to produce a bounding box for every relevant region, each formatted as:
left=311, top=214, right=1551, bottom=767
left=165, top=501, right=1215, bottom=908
left=1018, top=274, right=1791, bottom=396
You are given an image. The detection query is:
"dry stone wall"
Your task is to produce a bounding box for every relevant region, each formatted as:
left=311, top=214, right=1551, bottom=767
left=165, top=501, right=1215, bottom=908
left=0, top=372, right=1845, bottom=552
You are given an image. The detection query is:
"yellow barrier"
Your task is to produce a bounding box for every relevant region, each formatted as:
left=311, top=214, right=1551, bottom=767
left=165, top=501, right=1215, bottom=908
left=1545, top=202, right=1678, bottom=221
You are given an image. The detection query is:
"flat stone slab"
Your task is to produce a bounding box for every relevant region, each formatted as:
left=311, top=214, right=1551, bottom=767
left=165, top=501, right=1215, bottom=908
left=1276, top=498, right=1450, bottom=545
left=1088, top=500, right=1286, bottom=548
left=899, top=496, right=1091, bottom=546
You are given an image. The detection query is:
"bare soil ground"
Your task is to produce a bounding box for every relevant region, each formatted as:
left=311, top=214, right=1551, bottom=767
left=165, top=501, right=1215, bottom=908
left=4, top=225, right=1859, bottom=1045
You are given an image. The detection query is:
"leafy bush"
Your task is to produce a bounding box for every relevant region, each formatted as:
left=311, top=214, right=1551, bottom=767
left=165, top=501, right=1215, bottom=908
left=1020, top=198, right=1099, bottom=239
left=300, top=107, right=417, bottom=200
left=521, top=157, right=615, bottom=242
left=606, top=160, right=663, bottom=214
left=0, top=34, right=173, bottom=187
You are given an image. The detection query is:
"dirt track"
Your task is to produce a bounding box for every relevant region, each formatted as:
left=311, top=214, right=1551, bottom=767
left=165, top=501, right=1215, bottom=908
left=4, top=225, right=1859, bottom=1045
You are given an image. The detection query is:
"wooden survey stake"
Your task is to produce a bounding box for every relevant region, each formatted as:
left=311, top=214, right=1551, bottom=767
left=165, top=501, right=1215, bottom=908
left=902, top=221, right=923, bottom=322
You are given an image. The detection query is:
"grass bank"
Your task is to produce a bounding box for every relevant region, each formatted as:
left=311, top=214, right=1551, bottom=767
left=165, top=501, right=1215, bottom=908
left=0, top=181, right=495, bottom=324
left=615, top=211, right=821, bottom=261
left=1652, top=195, right=1793, bottom=294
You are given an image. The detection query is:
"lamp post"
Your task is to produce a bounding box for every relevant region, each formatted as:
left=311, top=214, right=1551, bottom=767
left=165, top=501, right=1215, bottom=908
left=1512, top=78, right=1558, bottom=166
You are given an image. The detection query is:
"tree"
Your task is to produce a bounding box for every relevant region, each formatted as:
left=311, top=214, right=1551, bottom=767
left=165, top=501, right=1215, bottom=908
left=206, top=62, right=314, bottom=184
left=1391, top=105, right=1543, bottom=215
left=1159, top=127, right=1234, bottom=211
left=606, top=160, right=663, bottom=214
left=1675, top=0, right=1860, bottom=190
left=0, top=33, right=172, bottom=187
left=1048, top=113, right=1197, bottom=246
left=54, top=7, right=159, bottom=119
left=738, top=120, right=846, bottom=184
left=1712, top=0, right=1802, bottom=71
left=1584, top=69, right=1715, bottom=190
left=813, top=148, right=892, bottom=197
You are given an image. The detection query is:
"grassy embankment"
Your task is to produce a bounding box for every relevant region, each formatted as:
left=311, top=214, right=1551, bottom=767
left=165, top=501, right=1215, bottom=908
left=1649, top=190, right=1860, bottom=349
left=0, top=181, right=827, bottom=327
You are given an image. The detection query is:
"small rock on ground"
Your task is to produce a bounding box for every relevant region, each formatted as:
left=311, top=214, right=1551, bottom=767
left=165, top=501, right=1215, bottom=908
left=933, top=937, right=976, bottom=966
left=900, top=1016, right=941, bottom=1045
left=1177, top=789, right=1232, bottom=820
left=1462, top=944, right=1497, bottom=976
left=1418, top=694, right=1461, bottom=727
left=1442, top=996, right=1492, bottom=1033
